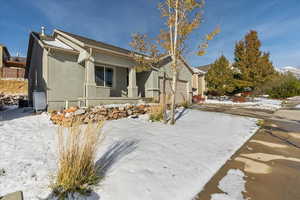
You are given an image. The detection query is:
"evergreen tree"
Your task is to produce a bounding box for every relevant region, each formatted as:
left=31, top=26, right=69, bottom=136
left=206, top=55, right=235, bottom=96
left=233, top=30, right=277, bottom=91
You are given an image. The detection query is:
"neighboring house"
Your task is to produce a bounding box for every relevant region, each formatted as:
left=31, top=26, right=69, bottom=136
left=192, top=67, right=206, bottom=96
left=26, top=28, right=195, bottom=110
left=0, top=45, right=26, bottom=79
left=196, top=64, right=211, bottom=73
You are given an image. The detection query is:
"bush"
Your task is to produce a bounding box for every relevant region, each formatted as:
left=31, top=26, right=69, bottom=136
left=267, top=73, right=300, bottom=99
left=149, top=105, right=164, bottom=122
left=51, top=122, right=104, bottom=199
left=232, top=96, right=247, bottom=103
left=256, top=120, right=265, bottom=127
left=180, top=100, right=191, bottom=108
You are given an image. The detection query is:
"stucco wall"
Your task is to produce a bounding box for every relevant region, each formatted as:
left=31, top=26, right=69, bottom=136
left=28, top=39, right=44, bottom=103
left=0, top=47, right=3, bottom=68
left=47, top=50, right=85, bottom=102
left=93, top=50, right=134, bottom=68
left=137, top=71, right=152, bottom=97
left=158, top=59, right=193, bottom=82
left=138, top=59, right=193, bottom=100
left=111, top=67, right=128, bottom=97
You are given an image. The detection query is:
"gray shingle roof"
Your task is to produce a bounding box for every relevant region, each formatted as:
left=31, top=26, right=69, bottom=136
left=57, top=29, right=132, bottom=55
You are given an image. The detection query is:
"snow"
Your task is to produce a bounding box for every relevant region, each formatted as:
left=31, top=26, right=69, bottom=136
left=192, top=68, right=206, bottom=74
left=276, top=66, right=300, bottom=79
left=205, top=97, right=282, bottom=111
left=0, top=108, right=258, bottom=200
left=43, top=39, right=73, bottom=50
left=211, top=169, right=247, bottom=200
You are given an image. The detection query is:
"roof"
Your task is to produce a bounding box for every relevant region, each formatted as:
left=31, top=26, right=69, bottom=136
left=5, top=60, right=26, bottom=68
left=192, top=67, right=206, bottom=74
left=157, top=55, right=194, bottom=75
left=10, top=56, right=26, bottom=63
left=0, top=45, right=11, bottom=58
left=43, top=38, right=74, bottom=51
left=196, top=64, right=211, bottom=73
left=56, top=29, right=132, bottom=55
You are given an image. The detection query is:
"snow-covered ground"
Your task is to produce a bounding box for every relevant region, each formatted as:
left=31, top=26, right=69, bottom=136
left=0, top=108, right=258, bottom=200
left=211, top=169, right=247, bottom=200
left=205, top=97, right=282, bottom=111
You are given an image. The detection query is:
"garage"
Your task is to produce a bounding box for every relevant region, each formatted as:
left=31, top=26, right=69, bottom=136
left=159, top=78, right=188, bottom=104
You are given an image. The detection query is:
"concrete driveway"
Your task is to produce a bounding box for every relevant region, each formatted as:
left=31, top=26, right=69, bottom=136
left=193, top=98, right=300, bottom=200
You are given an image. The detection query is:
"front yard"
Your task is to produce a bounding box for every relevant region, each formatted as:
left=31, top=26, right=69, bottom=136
left=0, top=108, right=258, bottom=199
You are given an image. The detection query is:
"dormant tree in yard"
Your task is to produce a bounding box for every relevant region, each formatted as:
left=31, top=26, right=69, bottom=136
left=131, top=0, right=219, bottom=124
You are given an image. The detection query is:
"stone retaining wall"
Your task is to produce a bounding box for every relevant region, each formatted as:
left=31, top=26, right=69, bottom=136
left=50, top=104, right=156, bottom=126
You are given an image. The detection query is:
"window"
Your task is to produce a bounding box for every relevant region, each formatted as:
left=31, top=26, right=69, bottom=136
left=95, top=66, right=114, bottom=87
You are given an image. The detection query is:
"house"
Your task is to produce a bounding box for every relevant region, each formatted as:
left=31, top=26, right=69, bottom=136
left=192, top=67, right=206, bottom=97
left=0, top=45, right=26, bottom=79
left=26, top=28, right=196, bottom=110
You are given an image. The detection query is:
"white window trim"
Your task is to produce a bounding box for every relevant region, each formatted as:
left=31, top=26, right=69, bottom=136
left=95, top=65, right=116, bottom=88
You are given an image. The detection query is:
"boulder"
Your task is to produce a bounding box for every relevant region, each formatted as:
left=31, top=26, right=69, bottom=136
left=74, top=109, right=86, bottom=116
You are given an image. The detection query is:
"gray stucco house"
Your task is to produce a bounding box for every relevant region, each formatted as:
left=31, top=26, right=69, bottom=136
left=26, top=28, right=195, bottom=110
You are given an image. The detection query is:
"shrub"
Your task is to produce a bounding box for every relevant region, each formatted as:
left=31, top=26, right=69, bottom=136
left=149, top=105, right=164, bottom=122
left=256, top=120, right=265, bottom=127
left=266, top=73, right=300, bottom=99
left=180, top=100, right=191, bottom=108
left=51, top=121, right=104, bottom=199
left=232, top=96, right=247, bottom=103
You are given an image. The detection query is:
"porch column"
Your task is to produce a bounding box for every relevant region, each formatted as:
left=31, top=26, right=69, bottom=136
left=127, top=67, right=138, bottom=98
left=85, top=58, right=96, bottom=100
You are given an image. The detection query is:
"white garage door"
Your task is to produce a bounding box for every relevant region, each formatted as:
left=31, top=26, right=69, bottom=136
left=159, top=78, right=188, bottom=104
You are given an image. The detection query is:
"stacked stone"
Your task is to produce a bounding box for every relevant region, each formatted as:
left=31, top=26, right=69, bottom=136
left=50, top=104, right=153, bottom=126
left=0, top=94, right=26, bottom=106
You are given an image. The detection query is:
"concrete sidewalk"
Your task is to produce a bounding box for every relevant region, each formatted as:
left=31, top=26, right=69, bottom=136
left=193, top=100, right=300, bottom=200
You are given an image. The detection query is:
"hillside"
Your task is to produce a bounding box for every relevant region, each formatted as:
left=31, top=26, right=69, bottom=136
left=276, top=66, right=300, bottom=79
left=0, top=79, right=28, bottom=95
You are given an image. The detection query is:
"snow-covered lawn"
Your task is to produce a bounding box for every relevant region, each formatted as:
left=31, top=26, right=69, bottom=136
left=0, top=108, right=258, bottom=200
left=205, top=97, right=282, bottom=111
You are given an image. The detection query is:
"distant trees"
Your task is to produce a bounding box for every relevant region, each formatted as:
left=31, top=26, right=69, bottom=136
left=266, top=73, right=300, bottom=99
left=207, top=30, right=279, bottom=96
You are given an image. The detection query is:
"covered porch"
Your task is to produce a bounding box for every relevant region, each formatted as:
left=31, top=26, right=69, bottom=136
left=82, top=56, right=142, bottom=107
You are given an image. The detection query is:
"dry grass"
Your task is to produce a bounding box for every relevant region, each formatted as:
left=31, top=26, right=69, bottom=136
left=180, top=100, right=191, bottom=109
left=149, top=104, right=164, bottom=122
left=0, top=80, right=28, bottom=95
left=51, top=121, right=104, bottom=199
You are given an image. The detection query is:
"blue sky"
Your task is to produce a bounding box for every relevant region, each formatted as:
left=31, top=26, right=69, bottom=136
left=1, top=0, right=299, bottom=68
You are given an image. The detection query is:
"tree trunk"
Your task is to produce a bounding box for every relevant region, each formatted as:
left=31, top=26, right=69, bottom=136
left=170, top=65, right=178, bottom=125
left=162, top=72, right=167, bottom=123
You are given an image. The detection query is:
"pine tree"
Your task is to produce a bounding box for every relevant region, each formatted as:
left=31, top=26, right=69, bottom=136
left=233, top=30, right=277, bottom=92
left=258, top=52, right=277, bottom=84
left=244, top=30, right=262, bottom=85
left=233, top=41, right=246, bottom=78
left=206, top=55, right=235, bottom=96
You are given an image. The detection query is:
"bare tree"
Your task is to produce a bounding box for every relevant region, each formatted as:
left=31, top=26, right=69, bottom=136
left=131, top=0, right=220, bottom=124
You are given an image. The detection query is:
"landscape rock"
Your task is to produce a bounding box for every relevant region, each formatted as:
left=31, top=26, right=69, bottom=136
left=0, top=168, right=6, bottom=176
left=74, top=109, right=85, bottom=116
left=0, top=94, right=27, bottom=107
left=50, top=104, right=155, bottom=126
